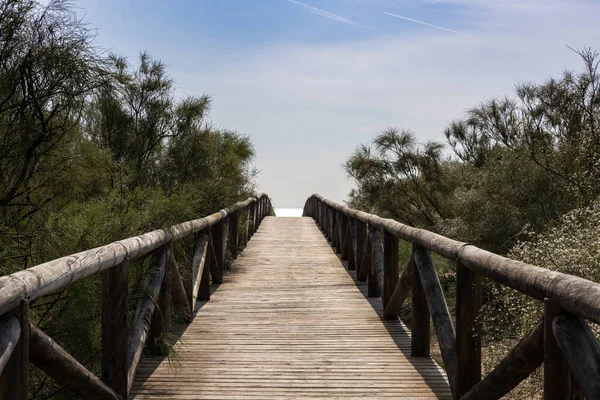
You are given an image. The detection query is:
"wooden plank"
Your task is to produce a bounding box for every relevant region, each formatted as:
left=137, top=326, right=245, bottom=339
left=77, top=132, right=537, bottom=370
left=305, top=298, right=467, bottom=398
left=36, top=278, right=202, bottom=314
left=462, top=318, right=544, bottom=400
left=102, top=261, right=129, bottom=398
left=553, top=313, right=600, bottom=399
left=132, top=217, right=450, bottom=399
left=0, top=300, right=28, bottom=400
left=544, top=299, right=572, bottom=399
left=30, top=323, right=120, bottom=400
left=456, top=259, right=481, bottom=398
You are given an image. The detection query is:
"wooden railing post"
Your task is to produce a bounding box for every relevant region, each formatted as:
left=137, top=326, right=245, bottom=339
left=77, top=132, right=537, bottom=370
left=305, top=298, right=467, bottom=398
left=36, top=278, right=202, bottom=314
left=102, top=260, right=128, bottom=398
left=213, top=220, right=226, bottom=277
left=198, top=234, right=211, bottom=301
left=149, top=246, right=172, bottom=356
left=0, top=300, right=29, bottom=400
left=229, top=211, right=239, bottom=258
left=347, top=218, right=357, bottom=271
left=383, top=230, right=399, bottom=318
left=367, top=235, right=379, bottom=297
left=355, top=219, right=367, bottom=281
left=252, top=200, right=259, bottom=234
left=411, top=245, right=430, bottom=357
left=258, top=197, right=263, bottom=224
left=329, top=207, right=335, bottom=246
left=335, top=211, right=343, bottom=254
left=319, top=201, right=324, bottom=232
left=249, top=203, right=256, bottom=237
left=544, top=298, right=573, bottom=399
left=340, top=213, right=349, bottom=261
left=456, top=259, right=481, bottom=397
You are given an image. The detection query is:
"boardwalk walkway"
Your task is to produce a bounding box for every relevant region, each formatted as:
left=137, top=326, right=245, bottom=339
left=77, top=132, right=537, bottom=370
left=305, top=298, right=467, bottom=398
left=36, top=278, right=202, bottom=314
left=132, top=217, right=451, bottom=399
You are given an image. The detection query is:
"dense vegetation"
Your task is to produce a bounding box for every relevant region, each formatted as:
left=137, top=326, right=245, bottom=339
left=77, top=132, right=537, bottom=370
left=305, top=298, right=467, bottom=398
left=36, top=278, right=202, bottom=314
left=344, top=48, right=600, bottom=397
left=0, top=1, right=257, bottom=397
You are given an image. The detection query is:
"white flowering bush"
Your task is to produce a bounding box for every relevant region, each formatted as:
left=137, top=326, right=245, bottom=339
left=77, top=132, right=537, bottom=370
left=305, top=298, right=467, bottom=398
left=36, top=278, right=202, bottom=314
left=478, top=198, right=600, bottom=398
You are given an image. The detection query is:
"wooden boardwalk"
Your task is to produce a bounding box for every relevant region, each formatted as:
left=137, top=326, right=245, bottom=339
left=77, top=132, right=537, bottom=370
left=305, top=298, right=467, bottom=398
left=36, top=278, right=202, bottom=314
left=132, top=217, right=451, bottom=399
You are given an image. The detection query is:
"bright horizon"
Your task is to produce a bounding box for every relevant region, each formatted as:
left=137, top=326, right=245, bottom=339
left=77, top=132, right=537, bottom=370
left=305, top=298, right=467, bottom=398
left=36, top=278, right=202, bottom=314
left=274, top=208, right=304, bottom=217
left=76, top=0, right=600, bottom=208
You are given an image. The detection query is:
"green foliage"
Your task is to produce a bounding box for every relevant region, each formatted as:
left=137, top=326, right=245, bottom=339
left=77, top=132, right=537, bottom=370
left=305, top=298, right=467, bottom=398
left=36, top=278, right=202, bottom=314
left=0, top=1, right=258, bottom=398
left=346, top=48, right=600, bottom=253
left=344, top=47, right=600, bottom=398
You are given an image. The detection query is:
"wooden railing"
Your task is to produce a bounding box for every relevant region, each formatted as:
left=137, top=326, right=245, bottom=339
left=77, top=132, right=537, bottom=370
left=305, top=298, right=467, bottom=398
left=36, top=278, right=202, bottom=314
left=0, top=194, right=273, bottom=399
left=304, top=194, right=600, bottom=400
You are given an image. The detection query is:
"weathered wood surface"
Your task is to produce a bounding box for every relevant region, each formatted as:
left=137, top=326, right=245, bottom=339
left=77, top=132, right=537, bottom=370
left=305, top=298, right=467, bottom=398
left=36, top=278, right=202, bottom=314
left=0, top=300, right=28, bottom=400
left=0, top=195, right=265, bottom=317
left=102, top=260, right=128, bottom=398
left=132, top=217, right=451, bottom=399
left=543, top=299, right=572, bottom=399
left=0, top=315, right=20, bottom=376
left=553, top=313, right=600, bottom=399
left=310, top=194, right=600, bottom=325
left=462, top=318, right=544, bottom=400
left=30, top=323, right=121, bottom=400
left=455, top=259, right=481, bottom=397
left=413, top=245, right=457, bottom=397
left=127, top=247, right=168, bottom=392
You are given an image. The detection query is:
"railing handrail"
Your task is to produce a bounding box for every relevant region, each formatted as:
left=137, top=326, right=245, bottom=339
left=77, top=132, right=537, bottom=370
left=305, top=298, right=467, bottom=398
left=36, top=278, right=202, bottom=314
left=0, top=193, right=273, bottom=399
left=305, top=193, right=600, bottom=400
left=0, top=194, right=268, bottom=316
left=310, top=193, right=600, bottom=325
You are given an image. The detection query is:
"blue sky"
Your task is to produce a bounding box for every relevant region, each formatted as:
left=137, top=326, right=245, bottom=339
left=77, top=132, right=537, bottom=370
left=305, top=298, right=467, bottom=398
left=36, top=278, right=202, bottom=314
left=77, top=0, right=600, bottom=207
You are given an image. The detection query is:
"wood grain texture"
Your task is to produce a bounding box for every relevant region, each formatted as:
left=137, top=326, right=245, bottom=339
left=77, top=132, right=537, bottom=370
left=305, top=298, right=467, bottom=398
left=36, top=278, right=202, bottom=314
left=462, top=318, right=544, bottom=400
left=543, top=299, right=572, bottom=399
left=413, top=245, right=457, bottom=396
left=309, top=194, right=600, bottom=326
left=102, top=260, right=128, bottom=398
left=0, top=315, right=20, bottom=376
left=0, top=196, right=263, bottom=317
left=456, top=259, right=481, bottom=398
left=0, top=300, right=28, bottom=400
left=131, top=217, right=450, bottom=399
left=127, top=247, right=168, bottom=393
left=30, top=323, right=120, bottom=400
left=553, top=313, right=600, bottom=400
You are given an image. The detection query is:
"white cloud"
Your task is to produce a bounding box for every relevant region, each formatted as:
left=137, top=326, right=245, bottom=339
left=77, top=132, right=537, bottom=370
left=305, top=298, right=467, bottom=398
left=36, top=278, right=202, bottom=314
left=169, top=0, right=600, bottom=207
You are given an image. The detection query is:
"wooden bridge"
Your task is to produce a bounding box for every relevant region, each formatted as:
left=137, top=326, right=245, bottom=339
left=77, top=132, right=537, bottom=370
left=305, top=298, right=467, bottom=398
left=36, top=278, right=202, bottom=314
left=1, top=194, right=600, bottom=399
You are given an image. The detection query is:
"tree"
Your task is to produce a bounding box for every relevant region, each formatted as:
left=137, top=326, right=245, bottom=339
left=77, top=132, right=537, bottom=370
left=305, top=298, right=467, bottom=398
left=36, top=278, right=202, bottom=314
left=344, top=127, right=449, bottom=228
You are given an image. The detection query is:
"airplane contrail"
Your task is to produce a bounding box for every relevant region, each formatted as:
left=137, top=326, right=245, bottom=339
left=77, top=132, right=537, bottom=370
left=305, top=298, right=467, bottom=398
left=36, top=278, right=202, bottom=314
left=383, top=11, right=467, bottom=35
left=289, top=0, right=371, bottom=29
